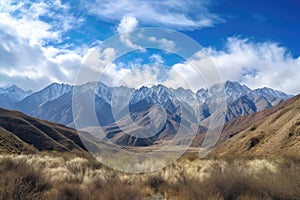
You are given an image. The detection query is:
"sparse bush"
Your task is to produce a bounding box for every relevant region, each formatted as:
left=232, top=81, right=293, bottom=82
left=66, top=158, right=89, bottom=174
left=165, top=159, right=300, bottom=200
left=89, top=172, right=143, bottom=200
left=204, top=161, right=258, bottom=200
left=170, top=171, right=210, bottom=200
left=256, top=160, right=300, bottom=199
left=169, top=161, right=257, bottom=200
left=147, top=175, right=165, bottom=193
left=0, top=157, right=50, bottom=200
left=56, top=184, right=85, bottom=200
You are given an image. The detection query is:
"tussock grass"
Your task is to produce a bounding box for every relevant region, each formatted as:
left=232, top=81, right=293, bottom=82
left=0, top=157, right=50, bottom=200
left=0, top=153, right=299, bottom=199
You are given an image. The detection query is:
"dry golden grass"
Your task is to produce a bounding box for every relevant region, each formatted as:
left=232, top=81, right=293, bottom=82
left=0, top=156, right=50, bottom=200
left=0, top=153, right=299, bottom=200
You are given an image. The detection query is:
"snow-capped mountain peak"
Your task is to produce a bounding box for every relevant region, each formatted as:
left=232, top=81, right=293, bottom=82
left=0, top=85, right=32, bottom=103
left=13, top=83, right=72, bottom=114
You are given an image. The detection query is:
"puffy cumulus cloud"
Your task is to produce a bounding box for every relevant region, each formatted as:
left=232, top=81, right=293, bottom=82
left=162, top=63, right=207, bottom=90
left=117, top=15, right=138, bottom=34
left=116, top=66, right=162, bottom=88
left=149, top=54, right=164, bottom=64
left=0, top=0, right=84, bottom=91
left=158, top=37, right=300, bottom=94
left=157, top=50, right=221, bottom=91
left=0, top=0, right=80, bottom=45
left=79, top=46, right=210, bottom=91
left=78, top=47, right=161, bottom=87
left=85, top=0, right=222, bottom=30
left=116, top=15, right=143, bottom=50
left=82, top=37, right=300, bottom=94
left=207, top=37, right=300, bottom=94
left=163, top=56, right=218, bottom=91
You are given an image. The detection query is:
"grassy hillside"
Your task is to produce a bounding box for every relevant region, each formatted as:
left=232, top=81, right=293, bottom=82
left=209, top=94, right=300, bottom=157
left=0, top=127, right=36, bottom=154
left=0, top=108, right=87, bottom=153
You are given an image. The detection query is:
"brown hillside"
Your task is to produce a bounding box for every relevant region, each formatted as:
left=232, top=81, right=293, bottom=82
left=209, top=94, right=300, bottom=156
left=0, top=108, right=87, bottom=152
left=0, top=127, right=36, bottom=154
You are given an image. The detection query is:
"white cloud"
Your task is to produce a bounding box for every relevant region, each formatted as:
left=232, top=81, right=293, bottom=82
left=116, top=15, right=144, bottom=50
left=0, top=0, right=84, bottom=91
left=149, top=54, right=164, bottom=64
left=0, top=0, right=80, bottom=45
left=117, top=15, right=138, bottom=34
left=80, top=36, right=300, bottom=95
left=148, top=37, right=176, bottom=51
left=85, top=0, right=222, bottom=30
left=79, top=46, right=153, bottom=87
left=116, top=65, right=161, bottom=88
left=160, top=51, right=218, bottom=91
left=80, top=46, right=210, bottom=91
left=162, top=63, right=207, bottom=90
left=156, top=37, right=300, bottom=94
left=207, top=37, right=300, bottom=94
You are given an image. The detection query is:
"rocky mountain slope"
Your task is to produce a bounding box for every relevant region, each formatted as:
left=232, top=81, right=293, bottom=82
left=207, top=94, right=300, bottom=156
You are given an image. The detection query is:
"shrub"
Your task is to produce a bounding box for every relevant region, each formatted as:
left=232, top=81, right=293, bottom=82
left=88, top=172, right=143, bottom=200
left=0, top=157, right=50, bottom=200
left=147, top=175, right=165, bottom=193
left=256, top=161, right=300, bottom=199
left=56, top=184, right=85, bottom=200
left=205, top=161, right=258, bottom=200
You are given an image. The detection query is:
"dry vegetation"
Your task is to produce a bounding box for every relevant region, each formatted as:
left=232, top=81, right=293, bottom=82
left=0, top=153, right=299, bottom=200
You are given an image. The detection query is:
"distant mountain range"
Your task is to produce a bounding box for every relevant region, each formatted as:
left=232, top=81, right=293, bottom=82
left=0, top=93, right=299, bottom=155
left=0, top=81, right=293, bottom=146
left=0, top=85, right=32, bottom=109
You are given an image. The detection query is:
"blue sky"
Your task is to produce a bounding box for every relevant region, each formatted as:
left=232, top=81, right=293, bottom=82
left=185, top=0, right=300, bottom=56
left=0, top=0, right=299, bottom=93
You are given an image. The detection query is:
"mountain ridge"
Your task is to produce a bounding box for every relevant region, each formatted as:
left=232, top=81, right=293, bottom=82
left=0, top=94, right=299, bottom=154
left=0, top=81, right=293, bottom=138
left=14, top=83, right=72, bottom=114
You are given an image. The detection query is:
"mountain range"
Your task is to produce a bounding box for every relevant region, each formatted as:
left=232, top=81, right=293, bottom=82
left=0, top=85, right=32, bottom=109
left=0, top=81, right=293, bottom=146
left=0, top=93, right=299, bottom=155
